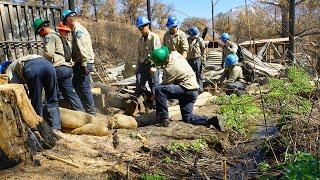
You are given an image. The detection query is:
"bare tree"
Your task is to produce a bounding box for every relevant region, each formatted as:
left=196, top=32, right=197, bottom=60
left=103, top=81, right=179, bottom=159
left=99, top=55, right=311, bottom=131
left=151, top=0, right=174, bottom=29
left=181, top=17, right=208, bottom=32
left=120, top=0, right=146, bottom=25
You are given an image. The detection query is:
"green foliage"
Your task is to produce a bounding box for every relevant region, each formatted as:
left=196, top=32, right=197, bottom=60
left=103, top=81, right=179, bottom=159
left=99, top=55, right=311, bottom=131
left=168, top=142, right=188, bottom=152
left=169, top=139, right=208, bottom=153
left=212, top=94, right=261, bottom=135
left=267, top=67, right=314, bottom=119
left=190, top=139, right=208, bottom=152
left=139, top=172, right=165, bottom=180
left=281, top=152, right=320, bottom=179
left=162, top=157, right=172, bottom=164
left=258, top=161, right=271, bottom=172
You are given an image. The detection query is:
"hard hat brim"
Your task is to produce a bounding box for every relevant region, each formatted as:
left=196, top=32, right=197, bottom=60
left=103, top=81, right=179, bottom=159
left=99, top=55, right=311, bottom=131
left=35, top=20, right=49, bottom=35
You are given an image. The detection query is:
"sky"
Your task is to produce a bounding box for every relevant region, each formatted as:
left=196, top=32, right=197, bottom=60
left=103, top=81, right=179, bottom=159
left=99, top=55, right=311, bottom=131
left=159, top=0, right=247, bottom=20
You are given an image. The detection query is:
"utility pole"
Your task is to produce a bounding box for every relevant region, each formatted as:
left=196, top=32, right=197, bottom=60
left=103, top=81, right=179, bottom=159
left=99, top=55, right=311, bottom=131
left=147, top=0, right=151, bottom=30
left=211, top=0, right=214, bottom=41
left=211, top=0, right=219, bottom=41
left=68, top=0, right=75, bottom=11
left=288, top=0, right=295, bottom=63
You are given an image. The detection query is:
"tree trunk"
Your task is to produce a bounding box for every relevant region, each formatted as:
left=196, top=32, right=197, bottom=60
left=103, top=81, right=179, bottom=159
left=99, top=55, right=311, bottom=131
left=0, top=84, right=58, bottom=170
left=280, top=5, right=289, bottom=37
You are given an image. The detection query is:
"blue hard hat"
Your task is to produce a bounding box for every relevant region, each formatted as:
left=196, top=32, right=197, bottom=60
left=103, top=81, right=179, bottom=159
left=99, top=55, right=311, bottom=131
left=136, top=16, right=151, bottom=28
left=225, top=54, right=239, bottom=67
left=187, top=26, right=200, bottom=38
left=0, top=60, right=12, bottom=74
left=166, top=16, right=179, bottom=28
left=220, top=32, right=230, bottom=43
left=61, top=9, right=76, bottom=22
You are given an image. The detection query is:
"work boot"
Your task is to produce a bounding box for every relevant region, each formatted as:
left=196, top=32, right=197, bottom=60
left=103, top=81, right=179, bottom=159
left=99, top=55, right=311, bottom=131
left=158, top=118, right=171, bottom=127
left=207, top=115, right=225, bottom=132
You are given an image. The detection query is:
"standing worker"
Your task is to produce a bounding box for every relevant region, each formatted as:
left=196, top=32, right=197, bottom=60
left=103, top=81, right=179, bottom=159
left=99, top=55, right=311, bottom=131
left=220, top=32, right=238, bottom=68
left=186, top=26, right=206, bottom=93
left=135, top=16, right=162, bottom=110
left=61, top=9, right=96, bottom=115
left=33, top=18, right=84, bottom=112
left=1, top=54, right=61, bottom=131
left=163, top=16, right=189, bottom=58
left=150, top=46, right=224, bottom=131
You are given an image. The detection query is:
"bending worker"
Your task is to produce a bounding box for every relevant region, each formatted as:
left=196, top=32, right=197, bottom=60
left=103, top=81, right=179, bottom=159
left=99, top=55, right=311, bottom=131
left=150, top=46, right=224, bottom=131
left=163, top=16, right=189, bottom=58
left=1, top=55, right=61, bottom=130
left=186, top=26, right=206, bottom=93
left=61, top=9, right=96, bottom=115
left=33, top=18, right=84, bottom=112
left=219, top=54, right=246, bottom=96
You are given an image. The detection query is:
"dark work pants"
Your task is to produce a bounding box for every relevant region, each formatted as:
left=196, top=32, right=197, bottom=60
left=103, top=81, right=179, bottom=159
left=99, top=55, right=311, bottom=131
left=56, top=66, right=84, bottom=111
left=188, top=57, right=203, bottom=92
left=23, top=58, right=61, bottom=129
left=225, top=81, right=246, bottom=96
left=72, top=63, right=96, bottom=115
left=155, top=84, right=208, bottom=125
left=136, top=63, right=156, bottom=96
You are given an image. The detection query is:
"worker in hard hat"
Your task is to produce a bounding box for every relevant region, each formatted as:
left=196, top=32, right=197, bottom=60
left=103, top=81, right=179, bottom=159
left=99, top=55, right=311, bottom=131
left=33, top=18, right=84, bottom=112
left=135, top=16, right=162, bottom=110
left=219, top=54, right=246, bottom=96
left=220, top=32, right=238, bottom=68
left=61, top=9, right=96, bottom=115
left=1, top=54, right=61, bottom=131
left=163, top=16, right=189, bottom=58
left=186, top=26, right=206, bottom=93
left=149, top=46, right=224, bottom=131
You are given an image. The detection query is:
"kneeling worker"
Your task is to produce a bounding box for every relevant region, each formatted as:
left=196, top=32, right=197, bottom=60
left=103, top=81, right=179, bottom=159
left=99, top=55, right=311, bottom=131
left=219, top=54, right=246, bottom=96
left=1, top=55, right=61, bottom=130
left=150, top=47, right=224, bottom=131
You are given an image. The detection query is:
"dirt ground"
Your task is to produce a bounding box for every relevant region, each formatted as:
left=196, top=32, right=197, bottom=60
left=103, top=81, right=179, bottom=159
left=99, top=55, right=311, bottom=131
left=0, top=102, right=273, bottom=179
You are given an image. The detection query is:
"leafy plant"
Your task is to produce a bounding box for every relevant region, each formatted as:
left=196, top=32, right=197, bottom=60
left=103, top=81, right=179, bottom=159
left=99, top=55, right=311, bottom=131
left=190, top=139, right=208, bottom=152
left=168, top=142, right=188, bottom=152
left=281, top=152, right=320, bottom=179
left=267, top=67, right=314, bottom=121
left=258, top=161, right=270, bottom=172
left=212, top=94, right=261, bottom=135
left=139, top=172, right=165, bottom=180
left=162, top=157, right=172, bottom=164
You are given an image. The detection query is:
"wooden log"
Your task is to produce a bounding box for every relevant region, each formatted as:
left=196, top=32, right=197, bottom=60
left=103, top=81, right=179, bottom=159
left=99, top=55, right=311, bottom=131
left=0, top=84, right=57, bottom=170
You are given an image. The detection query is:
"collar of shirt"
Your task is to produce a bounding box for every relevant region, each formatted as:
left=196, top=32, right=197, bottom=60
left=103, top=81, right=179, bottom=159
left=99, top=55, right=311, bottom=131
left=72, top=22, right=81, bottom=31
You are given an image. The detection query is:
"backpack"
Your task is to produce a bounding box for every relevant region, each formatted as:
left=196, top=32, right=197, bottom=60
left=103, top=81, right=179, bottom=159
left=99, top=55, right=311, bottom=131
left=55, top=33, right=72, bottom=62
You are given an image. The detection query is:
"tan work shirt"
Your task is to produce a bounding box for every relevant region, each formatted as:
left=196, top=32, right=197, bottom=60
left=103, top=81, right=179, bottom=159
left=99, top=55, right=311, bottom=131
left=163, top=29, right=189, bottom=55
left=162, top=51, right=199, bottom=90
left=6, top=54, right=43, bottom=84
left=71, top=22, right=94, bottom=66
left=137, top=31, right=161, bottom=64
left=220, top=65, right=245, bottom=83
left=43, top=30, right=72, bottom=67
left=187, top=36, right=206, bottom=60
left=222, top=41, right=238, bottom=64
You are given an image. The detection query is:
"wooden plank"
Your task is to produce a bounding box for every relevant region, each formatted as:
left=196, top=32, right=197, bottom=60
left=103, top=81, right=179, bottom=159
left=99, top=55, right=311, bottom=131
left=0, top=4, right=10, bottom=41
left=17, top=5, right=28, bottom=56
left=0, top=5, right=5, bottom=42
left=8, top=4, right=19, bottom=58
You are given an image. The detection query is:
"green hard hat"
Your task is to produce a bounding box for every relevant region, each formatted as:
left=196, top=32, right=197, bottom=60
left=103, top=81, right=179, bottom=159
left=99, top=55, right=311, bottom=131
left=33, top=18, right=49, bottom=34
left=150, top=46, right=169, bottom=66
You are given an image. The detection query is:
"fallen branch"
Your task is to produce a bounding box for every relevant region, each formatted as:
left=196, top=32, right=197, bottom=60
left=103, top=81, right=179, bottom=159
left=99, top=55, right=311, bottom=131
left=45, top=154, right=81, bottom=168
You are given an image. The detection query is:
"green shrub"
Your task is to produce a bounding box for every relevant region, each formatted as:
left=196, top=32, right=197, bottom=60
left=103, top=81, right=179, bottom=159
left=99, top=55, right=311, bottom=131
left=139, top=172, right=165, bottom=180
left=258, top=161, right=271, bottom=172
left=213, top=94, right=261, bottom=135
left=282, top=152, right=320, bottom=179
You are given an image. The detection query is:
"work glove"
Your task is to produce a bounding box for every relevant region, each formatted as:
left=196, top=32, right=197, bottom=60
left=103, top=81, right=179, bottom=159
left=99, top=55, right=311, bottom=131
left=81, top=65, right=90, bottom=75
